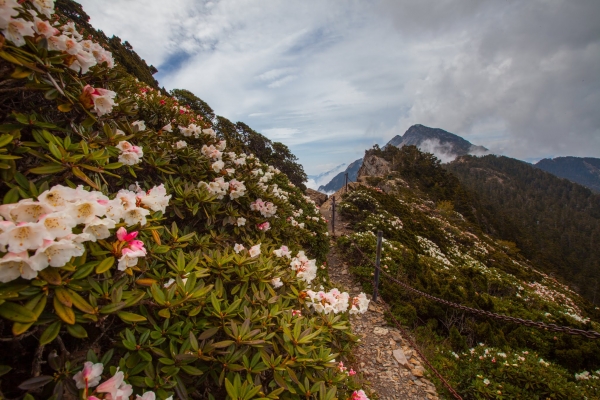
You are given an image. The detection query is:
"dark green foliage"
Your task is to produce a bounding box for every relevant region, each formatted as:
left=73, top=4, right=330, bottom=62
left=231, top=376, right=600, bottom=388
left=368, top=145, right=481, bottom=225
left=170, top=89, right=216, bottom=121
left=447, top=155, right=600, bottom=304
left=536, top=156, right=600, bottom=193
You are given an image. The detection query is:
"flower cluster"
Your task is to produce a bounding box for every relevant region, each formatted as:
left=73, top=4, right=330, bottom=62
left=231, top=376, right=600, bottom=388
left=305, top=288, right=369, bottom=315
left=290, top=251, right=318, bottom=283
left=1, top=1, right=114, bottom=73
left=0, top=183, right=169, bottom=282
left=73, top=363, right=172, bottom=400
left=250, top=198, right=277, bottom=218
left=199, top=177, right=247, bottom=200
left=116, top=140, right=144, bottom=165
left=337, top=361, right=356, bottom=376
left=80, top=85, right=118, bottom=117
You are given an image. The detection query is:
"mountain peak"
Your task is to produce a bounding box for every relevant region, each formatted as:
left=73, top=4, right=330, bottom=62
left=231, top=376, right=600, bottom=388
left=386, top=124, right=487, bottom=162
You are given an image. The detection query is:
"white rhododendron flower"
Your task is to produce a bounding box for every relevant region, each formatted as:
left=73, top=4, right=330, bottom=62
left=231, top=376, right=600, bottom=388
left=216, top=140, right=226, bottom=151
left=0, top=222, right=46, bottom=253
left=201, top=145, right=222, bottom=160
left=116, top=140, right=143, bottom=165
left=3, top=17, right=35, bottom=47
left=1, top=199, right=52, bottom=222
left=200, top=177, right=229, bottom=199
left=202, top=128, right=216, bottom=138
left=131, top=120, right=146, bottom=130
left=249, top=243, right=261, bottom=258
left=349, top=293, right=370, bottom=314
left=84, top=86, right=117, bottom=116
left=68, top=199, right=107, bottom=225
left=0, top=252, right=39, bottom=282
left=212, top=160, right=224, bottom=173
left=0, top=0, right=19, bottom=30
left=236, top=217, right=246, bottom=226
left=31, top=0, right=55, bottom=18
left=233, top=243, right=245, bottom=254
left=31, top=239, right=85, bottom=268
left=290, top=251, right=317, bottom=283
left=271, top=277, right=283, bottom=288
left=121, top=206, right=150, bottom=226
left=83, top=217, right=116, bottom=241
left=162, top=123, right=172, bottom=132
left=250, top=198, right=277, bottom=218
left=228, top=179, right=246, bottom=200
left=273, top=245, right=291, bottom=258
left=175, top=140, right=187, bottom=149
left=32, top=16, right=59, bottom=37
left=137, top=184, right=171, bottom=213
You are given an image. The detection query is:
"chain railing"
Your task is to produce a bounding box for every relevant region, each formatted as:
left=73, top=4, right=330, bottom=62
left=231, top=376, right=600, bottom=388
left=350, top=240, right=600, bottom=339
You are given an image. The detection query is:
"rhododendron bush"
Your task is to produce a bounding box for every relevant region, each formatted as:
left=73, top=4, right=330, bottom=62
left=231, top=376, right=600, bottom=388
left=0, top=1, right=368, bottom=399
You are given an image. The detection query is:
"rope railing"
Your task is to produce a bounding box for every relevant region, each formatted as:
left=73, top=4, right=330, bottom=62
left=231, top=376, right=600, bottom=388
left=350, top=240, right=600, bottom=339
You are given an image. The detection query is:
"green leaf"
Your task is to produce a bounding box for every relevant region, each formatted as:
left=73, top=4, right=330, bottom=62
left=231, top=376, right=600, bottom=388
left=95, top=257, right=115, bottom=274
left=0, top=301, right=37, bottom=323
left=0, top=134, right=13, bottom=147
left=3, top=187, right=19, bottom=204
left=117, top=312, right=147, bottom=323
left=66, top=323, right=88, bottom=338
left=99, top=302, right=126, bottom=314
left=39, top=321, right=61, bottom=345
left=29, top=164, right=66, bottom=174
left=47, top=142, right=62, bottom=159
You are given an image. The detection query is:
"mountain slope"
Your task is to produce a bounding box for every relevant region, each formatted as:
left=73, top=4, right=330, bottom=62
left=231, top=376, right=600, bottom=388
left=337, top=148, right=600, bottom=398
left=535, top=156, right=600, bottom=193
left=446, top=155, right=600, bottom=303
left=318, top=158, right=363, bottom=193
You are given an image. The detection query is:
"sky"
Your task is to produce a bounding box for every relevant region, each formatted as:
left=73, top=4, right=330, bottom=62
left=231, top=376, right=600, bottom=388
left=78, top=0, right=600, bottom=175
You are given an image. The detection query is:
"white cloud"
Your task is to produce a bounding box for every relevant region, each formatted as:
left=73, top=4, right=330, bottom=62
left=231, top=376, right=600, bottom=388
left=77, top=0, right=600, bottom=175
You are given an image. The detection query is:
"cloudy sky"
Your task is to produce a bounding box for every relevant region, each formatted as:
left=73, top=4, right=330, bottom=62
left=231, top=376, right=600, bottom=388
left=78, top=0, right=599, bottom=175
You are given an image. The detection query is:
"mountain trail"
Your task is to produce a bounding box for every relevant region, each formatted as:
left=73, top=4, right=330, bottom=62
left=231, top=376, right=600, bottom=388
left=319, top=184, right=441, bottom=400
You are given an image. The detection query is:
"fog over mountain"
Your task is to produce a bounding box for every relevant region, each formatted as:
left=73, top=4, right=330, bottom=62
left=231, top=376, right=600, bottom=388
left=306, top=163, right=347, bottom=190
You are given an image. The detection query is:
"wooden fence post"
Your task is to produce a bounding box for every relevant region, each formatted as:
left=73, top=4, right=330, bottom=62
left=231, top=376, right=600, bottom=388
left=331, top=196, right=336, bottom=237
left=373, top=230, right=383, bottom=301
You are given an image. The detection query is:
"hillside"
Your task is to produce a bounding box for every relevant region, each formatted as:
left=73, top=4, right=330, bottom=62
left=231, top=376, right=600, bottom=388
left=536, top=156, right=600, bottom=193
left=336, top=148, right=600, bottom=398
left=446, top=155, right=600, bottom=303
left=0, top=2, right=369, bottom=399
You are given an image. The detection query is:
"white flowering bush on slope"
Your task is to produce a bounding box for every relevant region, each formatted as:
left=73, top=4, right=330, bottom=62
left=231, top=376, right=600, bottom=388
left=0, top=2, right=370, bottom=399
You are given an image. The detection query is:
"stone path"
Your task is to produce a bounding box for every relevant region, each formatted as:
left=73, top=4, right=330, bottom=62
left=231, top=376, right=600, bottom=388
left=319, top=186, right=441, bottom=400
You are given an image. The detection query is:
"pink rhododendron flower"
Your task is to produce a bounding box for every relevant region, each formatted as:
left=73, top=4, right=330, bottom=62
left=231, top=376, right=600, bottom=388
left=257, top=221, right=270, bottom=231
left=351, top=390, right=369, bottom=400
left=73, top=361, right=104, bottom=390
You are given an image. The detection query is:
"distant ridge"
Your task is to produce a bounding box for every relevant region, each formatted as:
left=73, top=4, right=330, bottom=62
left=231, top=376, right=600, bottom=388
left=535, top=156, right=600, bottom=193
left=318, top=158, right=363, bottom=193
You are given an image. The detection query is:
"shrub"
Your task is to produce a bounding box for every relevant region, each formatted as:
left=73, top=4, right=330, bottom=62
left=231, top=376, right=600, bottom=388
left=0, top=2, right=371, bottom=399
